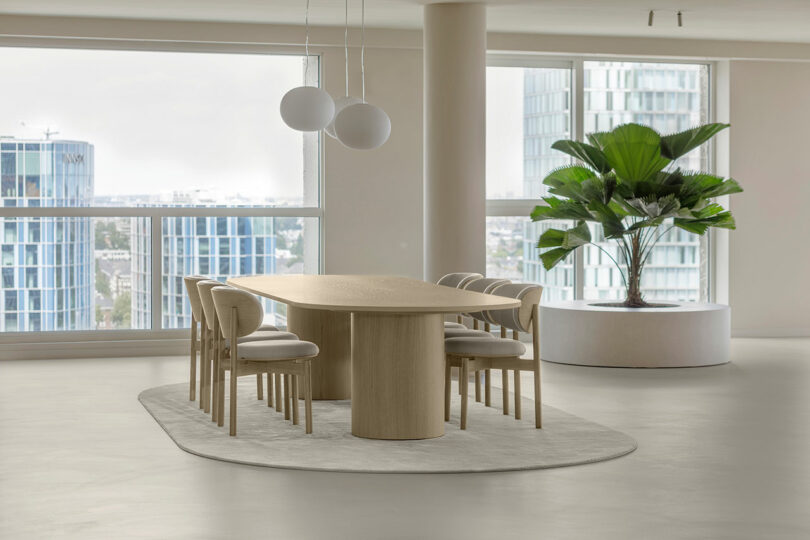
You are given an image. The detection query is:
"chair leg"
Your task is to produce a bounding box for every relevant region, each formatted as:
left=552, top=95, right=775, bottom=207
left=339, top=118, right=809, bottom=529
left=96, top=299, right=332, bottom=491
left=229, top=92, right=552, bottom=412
left=275, top=373, right=283, bottom=413
left=229, top=363, right=238, bottom=438
left=204, top=338, right=212, bottom=414
left=284, top=374, right=291, bottom=421
left=256, top=373, right=264, bottom=401
left=211, top=353, right=219, bottom=423
left=502, top=369, right=509, bottom=415
left=291, top=375, right=300, bottom=426
left=267, top=371, right=274, bottom=407
left=474, top=371, right=481, bottom=402
left=457, top=366, right=462, bottom=395
left=514, top=369, right=522, bottom=420
left=304, top=361, right=313, bottom=434
left=485, top=369, right=491, bottom=407
left=444, top=358, right=452, bottom=421
left=189, top=322, right=197, bottom=401
left=460, top=358, right=469, bottom=430
left=199, top=326, right=207, bottom=410
left=534, top=368, right=542, bottom=429
left=217, top=361, right=225, bottom=427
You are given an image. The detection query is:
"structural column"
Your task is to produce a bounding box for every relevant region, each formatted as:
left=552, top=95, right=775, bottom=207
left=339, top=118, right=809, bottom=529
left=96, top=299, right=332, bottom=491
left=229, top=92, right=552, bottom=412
left=423, top=3, right=487, bottom=282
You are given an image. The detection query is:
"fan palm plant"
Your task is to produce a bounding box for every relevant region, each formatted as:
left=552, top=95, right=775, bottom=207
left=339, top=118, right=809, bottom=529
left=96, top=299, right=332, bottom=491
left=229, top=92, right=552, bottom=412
left=531, top=123, right=742, bottom=308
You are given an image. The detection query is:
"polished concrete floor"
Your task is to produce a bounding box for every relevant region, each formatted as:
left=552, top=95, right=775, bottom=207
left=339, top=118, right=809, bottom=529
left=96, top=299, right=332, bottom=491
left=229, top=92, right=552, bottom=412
left=1, top=338, right=809, bottom=539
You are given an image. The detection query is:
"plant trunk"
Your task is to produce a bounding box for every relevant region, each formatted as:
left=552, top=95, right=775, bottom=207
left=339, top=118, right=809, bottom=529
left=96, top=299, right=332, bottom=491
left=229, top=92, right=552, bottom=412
left=624, top=232, right=649, bottom=308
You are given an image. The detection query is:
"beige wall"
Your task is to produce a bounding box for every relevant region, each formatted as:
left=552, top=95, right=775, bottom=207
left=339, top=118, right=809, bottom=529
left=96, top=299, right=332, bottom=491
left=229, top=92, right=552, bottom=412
left=726, top=61, right=810, bottom=336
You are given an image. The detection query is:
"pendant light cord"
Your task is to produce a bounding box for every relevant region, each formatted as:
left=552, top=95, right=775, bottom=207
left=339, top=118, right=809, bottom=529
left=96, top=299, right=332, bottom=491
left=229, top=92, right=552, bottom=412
left=344, top=0, right=349, bottom=96
left=304, top=0, right=311, bottom=83
left=361, top=0, right=366, bottom=102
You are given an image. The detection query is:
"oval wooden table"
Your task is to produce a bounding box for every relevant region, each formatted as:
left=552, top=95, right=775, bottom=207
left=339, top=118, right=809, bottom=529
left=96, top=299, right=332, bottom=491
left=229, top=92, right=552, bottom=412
left=227, top=275, right=520, bottom=440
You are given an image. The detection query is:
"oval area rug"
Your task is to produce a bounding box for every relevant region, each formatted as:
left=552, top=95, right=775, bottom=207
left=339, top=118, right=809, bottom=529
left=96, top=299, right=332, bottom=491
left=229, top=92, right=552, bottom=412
left=139, top=380, right=636, bottom=473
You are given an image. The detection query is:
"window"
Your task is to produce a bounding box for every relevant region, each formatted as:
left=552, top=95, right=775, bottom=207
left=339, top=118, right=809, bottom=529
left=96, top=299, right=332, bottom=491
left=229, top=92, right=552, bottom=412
left=486, top=58, right=711, bottom=303
left=0, top=45, right=322, bottom=334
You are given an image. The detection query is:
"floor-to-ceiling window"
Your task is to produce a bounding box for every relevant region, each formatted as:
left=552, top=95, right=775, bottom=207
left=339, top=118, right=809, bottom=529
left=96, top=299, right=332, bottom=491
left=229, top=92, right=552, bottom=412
left=486, top=57, right=711, bottom=303
left=0, top=46, right=321, bottom=335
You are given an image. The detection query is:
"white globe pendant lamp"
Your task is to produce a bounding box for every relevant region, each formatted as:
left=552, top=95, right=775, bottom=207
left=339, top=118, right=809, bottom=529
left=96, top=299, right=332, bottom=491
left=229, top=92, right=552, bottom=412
left=334, top=0, right=391, bottom=150
left=280, top=0, right=335, bottom=132
left=325, top=0, right=362, bottom=139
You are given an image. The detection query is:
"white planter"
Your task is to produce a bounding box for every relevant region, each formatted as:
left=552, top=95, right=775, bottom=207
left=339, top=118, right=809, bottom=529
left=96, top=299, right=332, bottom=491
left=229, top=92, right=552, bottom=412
left=540, top=300, right=730, bottom=368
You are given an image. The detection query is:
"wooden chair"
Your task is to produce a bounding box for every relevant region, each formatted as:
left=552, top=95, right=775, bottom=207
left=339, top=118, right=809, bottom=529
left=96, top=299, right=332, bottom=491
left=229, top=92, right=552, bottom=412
left=197, top=281, right=298, bottom=422
left=436, top=272, right=483, bottom=327
left=444, top=283, right=543, bottom=429
left=211, top=286, right=318, bottom=436
left=182, top=275, right=208, bottom=405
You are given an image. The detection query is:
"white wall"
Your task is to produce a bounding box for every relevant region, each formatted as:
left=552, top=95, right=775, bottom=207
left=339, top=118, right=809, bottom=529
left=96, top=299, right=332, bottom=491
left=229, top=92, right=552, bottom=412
left=726, top=61, right=810, bottom=336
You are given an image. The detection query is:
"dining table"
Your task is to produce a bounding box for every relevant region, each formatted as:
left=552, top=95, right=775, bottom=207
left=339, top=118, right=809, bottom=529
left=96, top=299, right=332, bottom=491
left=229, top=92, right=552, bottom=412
left=227, top=274, right=521, bottom=440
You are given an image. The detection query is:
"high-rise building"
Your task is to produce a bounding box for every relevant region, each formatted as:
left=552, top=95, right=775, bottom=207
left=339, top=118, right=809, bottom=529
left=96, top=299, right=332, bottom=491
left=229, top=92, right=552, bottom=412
left=521, top=62, right=709, bottom=302
left=0, top=138, right=95, bottom=331
left=131, top=213, right=310, bottom=330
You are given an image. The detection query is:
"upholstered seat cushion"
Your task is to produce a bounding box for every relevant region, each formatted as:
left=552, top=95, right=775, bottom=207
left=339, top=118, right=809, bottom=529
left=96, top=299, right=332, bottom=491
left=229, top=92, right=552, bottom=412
left=224, top=330, right=298, bottom=347
left=444, top=322, right=467, bottom=330
left=444, top=337, right=526, bottom=357
left=258, top=323, right=279, bottom=331
left=444, top=328, right=494, bottom=339
left=237, top=340, right=319, bottom=361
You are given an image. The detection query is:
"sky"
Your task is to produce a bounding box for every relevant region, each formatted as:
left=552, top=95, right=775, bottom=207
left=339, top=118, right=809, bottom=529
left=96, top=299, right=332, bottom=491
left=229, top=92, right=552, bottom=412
left=0, top=47, right=307, bottom=203
left=0, top=46, right=526, bottom=202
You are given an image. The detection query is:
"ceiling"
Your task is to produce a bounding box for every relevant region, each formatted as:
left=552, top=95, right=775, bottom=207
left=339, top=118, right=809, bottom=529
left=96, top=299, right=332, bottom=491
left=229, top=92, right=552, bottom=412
left=3, top=0, right=810, bottom=43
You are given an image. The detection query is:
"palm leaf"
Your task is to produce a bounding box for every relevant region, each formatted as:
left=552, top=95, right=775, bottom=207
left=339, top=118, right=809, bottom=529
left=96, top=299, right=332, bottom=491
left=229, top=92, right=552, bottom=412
left=660, top=123, right=729, bottom=160
left=550, top=140, right=612, bottom=174
left=599, top=123, right=671, bottom=185
left=539, top=247, right=574, bottom=270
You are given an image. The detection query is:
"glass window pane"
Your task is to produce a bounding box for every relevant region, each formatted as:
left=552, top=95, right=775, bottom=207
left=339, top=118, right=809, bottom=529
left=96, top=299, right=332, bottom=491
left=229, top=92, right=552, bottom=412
left=486, top=66, right=572, bottom=199
left=583, top=61, right=709, bottom=302
left=0, top=47, right=319, bottom=207
left=159, top=216, right=320, bottom=330
left=486, top=216, right=573, bottom=302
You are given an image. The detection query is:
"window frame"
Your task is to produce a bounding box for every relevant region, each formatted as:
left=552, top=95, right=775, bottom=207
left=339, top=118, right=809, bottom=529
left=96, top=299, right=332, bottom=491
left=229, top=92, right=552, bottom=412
left=0, top=40, right=326, bottom=343
left=486, top=53, right=716, bottom=302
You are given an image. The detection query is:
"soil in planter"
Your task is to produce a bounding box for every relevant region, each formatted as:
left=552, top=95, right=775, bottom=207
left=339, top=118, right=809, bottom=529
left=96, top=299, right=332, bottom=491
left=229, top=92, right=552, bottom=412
left=590, top=302, right=679, bottom=308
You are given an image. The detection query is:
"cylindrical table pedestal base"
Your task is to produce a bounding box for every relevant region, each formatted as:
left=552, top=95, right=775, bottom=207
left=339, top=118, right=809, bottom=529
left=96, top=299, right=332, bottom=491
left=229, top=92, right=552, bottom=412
left=351, top=312, right=444, bottom=440
left=287, top=306, right=351, bottom=399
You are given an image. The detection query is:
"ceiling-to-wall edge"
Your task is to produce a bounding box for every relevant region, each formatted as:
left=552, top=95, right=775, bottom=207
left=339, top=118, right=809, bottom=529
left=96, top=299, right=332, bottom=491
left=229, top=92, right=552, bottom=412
left=4, top=14, right=810, bottom=62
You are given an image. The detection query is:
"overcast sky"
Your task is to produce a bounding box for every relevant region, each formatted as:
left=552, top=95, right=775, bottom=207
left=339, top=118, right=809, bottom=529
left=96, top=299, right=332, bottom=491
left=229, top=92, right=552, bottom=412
left=0, top=46, right=525, bottom=202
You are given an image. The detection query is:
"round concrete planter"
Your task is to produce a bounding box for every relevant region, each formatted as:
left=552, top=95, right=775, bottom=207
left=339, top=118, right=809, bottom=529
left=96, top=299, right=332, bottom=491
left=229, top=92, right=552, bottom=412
left=540, top=300, right=730, bottom=368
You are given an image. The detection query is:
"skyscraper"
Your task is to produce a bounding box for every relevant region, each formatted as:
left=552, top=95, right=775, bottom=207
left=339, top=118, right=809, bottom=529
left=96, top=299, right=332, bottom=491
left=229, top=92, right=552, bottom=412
left=0, top=138, right=95, bottom=331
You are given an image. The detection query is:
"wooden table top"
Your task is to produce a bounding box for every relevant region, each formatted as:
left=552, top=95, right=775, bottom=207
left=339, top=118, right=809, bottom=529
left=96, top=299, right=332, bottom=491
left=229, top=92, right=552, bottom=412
left=227, top=275, right=521, bottom=313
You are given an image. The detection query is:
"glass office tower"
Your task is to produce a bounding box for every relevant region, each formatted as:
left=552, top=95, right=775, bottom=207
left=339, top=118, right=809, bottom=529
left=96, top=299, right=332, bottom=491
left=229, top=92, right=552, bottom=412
left=0, top=138, right=95, bottom=331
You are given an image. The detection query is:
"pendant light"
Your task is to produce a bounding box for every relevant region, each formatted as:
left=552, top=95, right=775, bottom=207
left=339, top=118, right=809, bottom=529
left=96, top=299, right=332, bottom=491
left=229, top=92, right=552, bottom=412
left=334, top=0, right=391, bottom=150
left=280, top=0, right=335, bottom=131
left=325, top=0, right=362, bottom=139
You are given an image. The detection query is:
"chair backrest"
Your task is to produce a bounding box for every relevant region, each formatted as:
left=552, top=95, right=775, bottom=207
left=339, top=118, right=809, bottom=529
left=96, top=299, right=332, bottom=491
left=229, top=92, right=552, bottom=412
left=436, top=272, right=482, bottom=289
left=183, top=275, right=208, bottom=322
left=463, top=278, right=511, bottom=321
left=211, top=286, right=263, bottom=339
left=486, top=283, right=543, bottom=333
left=197, top=280, right=225, bottom=331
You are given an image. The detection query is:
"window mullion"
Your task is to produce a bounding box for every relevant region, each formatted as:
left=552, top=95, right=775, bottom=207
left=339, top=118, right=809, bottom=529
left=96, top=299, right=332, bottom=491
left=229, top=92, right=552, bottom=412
left=573, top=59, right=586, bottom=300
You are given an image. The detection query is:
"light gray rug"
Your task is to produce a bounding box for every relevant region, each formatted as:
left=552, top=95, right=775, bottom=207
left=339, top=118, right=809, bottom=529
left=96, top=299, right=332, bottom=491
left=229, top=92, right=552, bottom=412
left=139, top=381, right=636, bottom=473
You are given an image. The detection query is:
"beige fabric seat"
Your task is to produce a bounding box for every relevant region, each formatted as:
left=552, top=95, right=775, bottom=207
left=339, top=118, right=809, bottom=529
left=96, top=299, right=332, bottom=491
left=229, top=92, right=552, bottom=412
left=258, top=324, right=280, bottom=331
left=224, top=330, right=298, bottom=348
left=212, top=286, right=318, bottom=436
left=443, top=328, right=494, bottom=339
left=445, top=282, right=543, bottom=430
left=238, top=340, right=319, bottom=360
left=445, top=336, right=526, bottom=357
left=444, top=322, right=467, bottom=330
